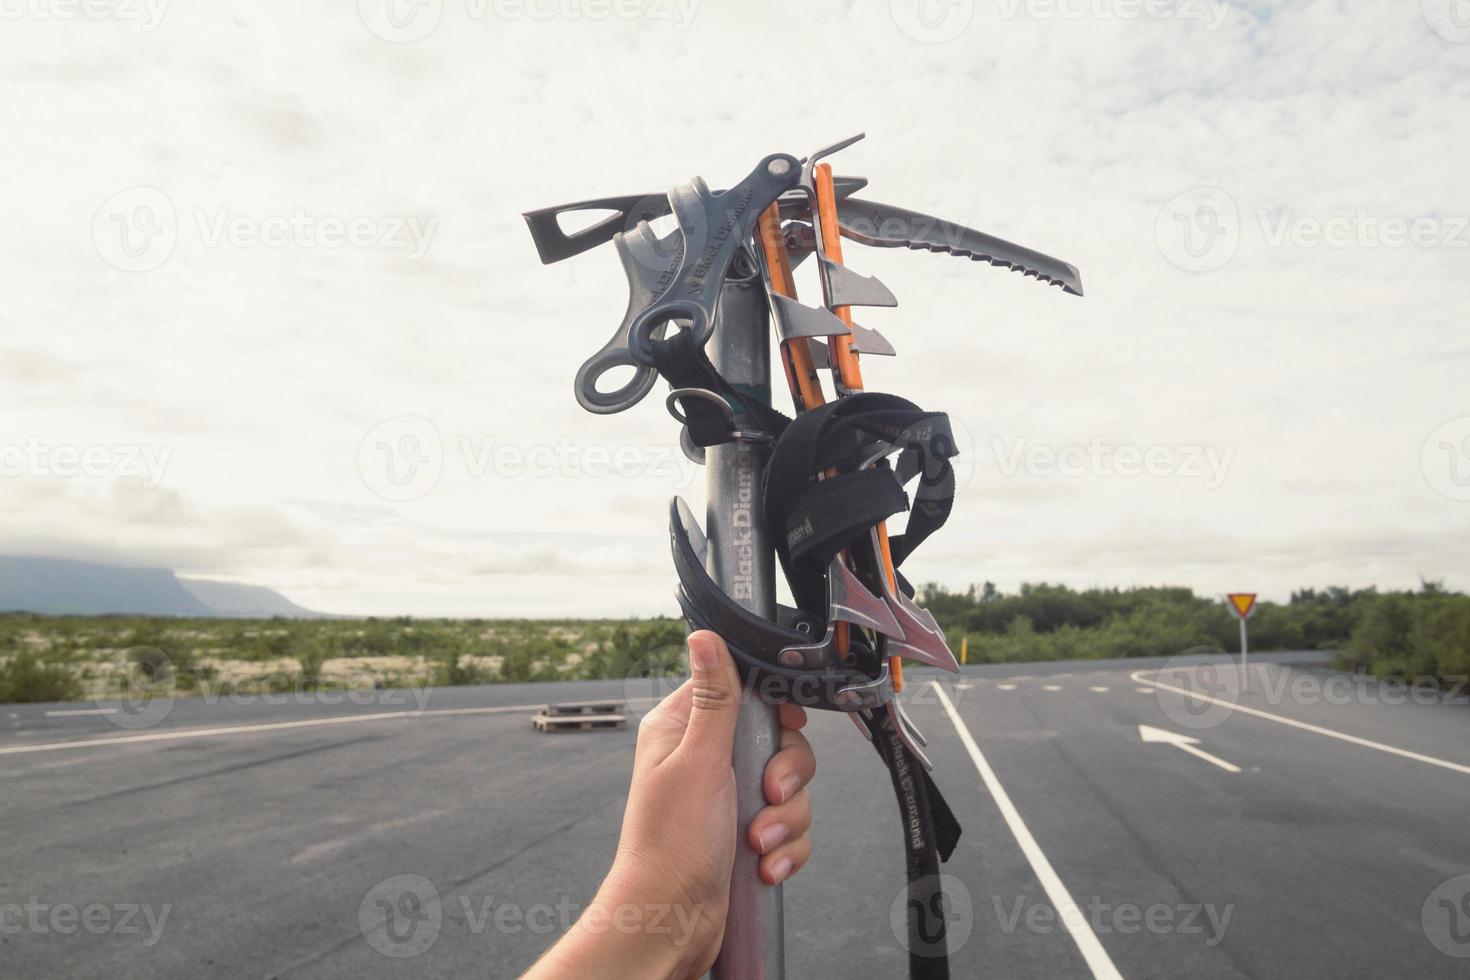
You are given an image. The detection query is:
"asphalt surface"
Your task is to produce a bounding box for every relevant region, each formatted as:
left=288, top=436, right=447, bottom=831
left=3, top=651, right=1469, bottom=978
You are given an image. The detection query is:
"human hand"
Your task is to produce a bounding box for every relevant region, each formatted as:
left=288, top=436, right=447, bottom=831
left=525, top=630, right=816, bottom=980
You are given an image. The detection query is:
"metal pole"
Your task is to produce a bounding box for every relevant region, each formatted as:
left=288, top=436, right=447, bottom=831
left=1239, top=617, right=1249, bottom=693
left=705, top=262, right=784, bottom=979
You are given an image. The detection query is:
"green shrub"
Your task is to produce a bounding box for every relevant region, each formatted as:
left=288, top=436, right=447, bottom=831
left=0, top=652, right=82, bottom=703
left=1343, top=590, right=1470, bottom=681
left=437, top=650, right=487, bottom=687
left=296, top=634, right=336, bottom=690
left=583, top=620, right=687, bottom=680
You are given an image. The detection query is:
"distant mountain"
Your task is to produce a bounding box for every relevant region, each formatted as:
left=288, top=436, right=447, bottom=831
left=0, top=556, right=326, bottom=618
left=178, top=578, right=322, bottom=618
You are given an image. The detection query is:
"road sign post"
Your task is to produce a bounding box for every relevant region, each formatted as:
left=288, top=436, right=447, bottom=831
left=1238, top=618, right=1248, bottom=689
left=1226, top=593, right=1257, bottom=691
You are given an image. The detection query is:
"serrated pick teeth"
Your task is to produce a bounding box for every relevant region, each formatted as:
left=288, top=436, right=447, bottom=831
left=893, top=239, right=1082, bottom=292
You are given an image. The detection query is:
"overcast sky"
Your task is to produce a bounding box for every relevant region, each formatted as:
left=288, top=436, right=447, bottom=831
left=1, top=0, right=1466, bottom=616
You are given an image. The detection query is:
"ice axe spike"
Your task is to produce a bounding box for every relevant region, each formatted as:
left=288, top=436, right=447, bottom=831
left=822, top=261, right=898, bottom=309
left=768, top=293, right=852, bottom=345
left=848, top=321, right=896, bottom=357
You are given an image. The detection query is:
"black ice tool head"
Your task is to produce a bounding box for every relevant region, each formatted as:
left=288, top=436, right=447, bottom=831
left=522, top=176, right=869, bottom=266
left=522, top=138, right=1084, bottom=423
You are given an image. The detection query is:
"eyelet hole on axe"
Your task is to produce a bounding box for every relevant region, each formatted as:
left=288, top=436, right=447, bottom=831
left=573, top=324, right=673, bottom=415
left=630, top=300, right=709, bottom=366
left=554, top=206, right=621, bottom=238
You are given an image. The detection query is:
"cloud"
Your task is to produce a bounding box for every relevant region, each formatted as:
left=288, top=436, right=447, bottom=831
left=1, top=1, right=1464, bottom=614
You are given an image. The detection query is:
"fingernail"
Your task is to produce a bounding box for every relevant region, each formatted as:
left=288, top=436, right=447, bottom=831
left=688, top=634, right=718, bottom=671
left=779, top=774, right=801, bottom=803
left=770, top=856, right=793, bottom=882
left=757, top=824, right=790, bottom=853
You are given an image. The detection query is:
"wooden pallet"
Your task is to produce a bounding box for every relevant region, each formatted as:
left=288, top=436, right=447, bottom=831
left=532, top=700, right=627, bottom=732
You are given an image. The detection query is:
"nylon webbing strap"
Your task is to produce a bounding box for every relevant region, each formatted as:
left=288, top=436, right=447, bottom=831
left=647, top=328, right=790, bottom=447
left=887, top=468, right=954, bottom=568
left=865, top=710, right=962, bottom=979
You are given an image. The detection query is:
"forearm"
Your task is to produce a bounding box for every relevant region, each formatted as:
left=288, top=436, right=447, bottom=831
left=521, top=879, right=705, bottom=980
left=524, top=635, right=809, bottom=980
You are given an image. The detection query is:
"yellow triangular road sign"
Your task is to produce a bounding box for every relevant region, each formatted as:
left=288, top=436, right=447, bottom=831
left=1227, top=593, right=1257, bottom=619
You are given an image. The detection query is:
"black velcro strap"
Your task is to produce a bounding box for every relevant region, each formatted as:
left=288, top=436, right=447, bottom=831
left=783, top=467, right=908, bottom=564
left=763, top=392, right=957, bottom=614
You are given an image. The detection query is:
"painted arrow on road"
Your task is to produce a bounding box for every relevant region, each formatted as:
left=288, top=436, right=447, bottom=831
left=1138, top=724, right=1242, bottom=773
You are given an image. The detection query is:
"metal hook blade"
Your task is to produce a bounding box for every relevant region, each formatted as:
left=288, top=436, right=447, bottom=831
left=886, top=700, right=933, bottom=770
left=828, top=557, right=904, bottom=639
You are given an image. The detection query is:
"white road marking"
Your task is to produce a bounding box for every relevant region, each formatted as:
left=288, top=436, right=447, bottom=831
left=932, top=682, right=1126, bottom=980
left=1134, top=687, right=1152, bottom=694
left=997, top=683, right=1018, bottom=691
left=1137, top=724, right=1241, bottom=773
left=289, top=808, right=451, bottom=865
left=0, top=698, right=662, bottom=757
left=1131, top=669, right=1470, bottom=777
left=955, top=682, right=975, bottom=690
left=1042, top=685, right=1062, bottom=692
left=1089, top=686, right=1109, bottom=693
left=44, top=708, right=118, bottom=717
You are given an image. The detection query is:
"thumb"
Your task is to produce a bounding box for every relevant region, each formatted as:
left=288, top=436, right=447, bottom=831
left=680, top=630, right=744, bottom=758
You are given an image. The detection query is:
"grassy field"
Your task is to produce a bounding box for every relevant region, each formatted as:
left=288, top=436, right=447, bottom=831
left=0, top=615, right=688, bottom=704
left=2, top=581, right=1465, bottom=704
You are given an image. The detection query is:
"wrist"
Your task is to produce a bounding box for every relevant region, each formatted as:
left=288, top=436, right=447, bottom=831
left=581, top=875, right=711, bottom=979
left=526, top=878, right=710, bottom=980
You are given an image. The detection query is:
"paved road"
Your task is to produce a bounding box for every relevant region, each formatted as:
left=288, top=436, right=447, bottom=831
left=3, top=651, right=1469, bottom=978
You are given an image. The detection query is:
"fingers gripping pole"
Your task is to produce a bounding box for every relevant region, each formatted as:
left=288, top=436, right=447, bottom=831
left=706, top=267, right=785, bottom=979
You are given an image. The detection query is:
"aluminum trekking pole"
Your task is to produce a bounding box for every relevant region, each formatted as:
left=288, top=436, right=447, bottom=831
left=703, top=261, right=785, bottom=978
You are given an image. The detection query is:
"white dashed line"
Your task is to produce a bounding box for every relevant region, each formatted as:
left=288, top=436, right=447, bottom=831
left=1042, top=685, right=1062, bottom=692
left=997, top=684, right=1018, bottom=691
left=0, top=698, right=662, bottom=757
left=44, top=708, right=118, bottom=717
left=932, top=682, right=1126, bottom=980
left=1089, top=686, right=1109, bottom=693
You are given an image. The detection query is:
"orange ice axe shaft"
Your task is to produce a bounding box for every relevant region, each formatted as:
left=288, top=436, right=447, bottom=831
left=813, top=163, right=905, bottom=691
left=758, top=202, right=861, bottom=658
